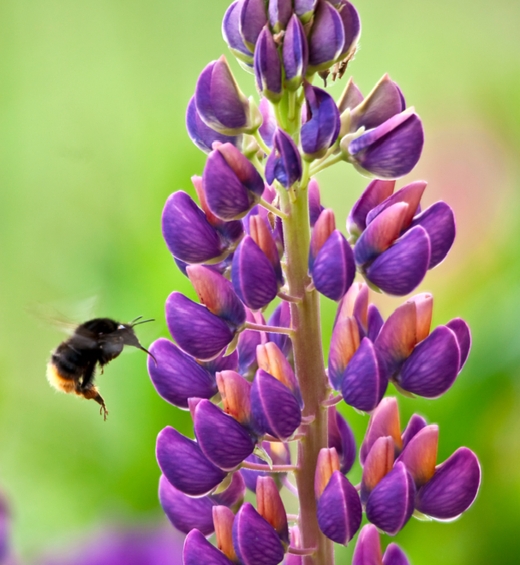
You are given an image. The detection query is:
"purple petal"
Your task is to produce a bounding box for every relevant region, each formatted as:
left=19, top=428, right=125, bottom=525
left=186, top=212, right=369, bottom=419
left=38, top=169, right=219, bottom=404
left=383, top=544, right=410, bottom=565
left=446, top=318, right=471, bottom=369
left=162, top=191, right=224, bottom=264
left=317, top=471, right=362, bottom=545
left=360, top=397, right=402, bottom=465
left=240, top=0, right=268, bottom=48
left=254, top=26, right=282, bottom=102
left=222, top=1, right=254, bottom=64
left=365, top=180, right=426, bottom=228
left=233, top=503, right=285, bottom=565
left=411, top=201, right=456, bottom=268
left=251, top=369, right=302, bottom=440
left=338, top=77, right=364, bottom=114
left=328, top=315, right=359, bottom=390
left=212, top=471, right=246, bottom=509
left=347, top=179, right=395, bottom=235
left=307, top=0, right=345, bottom=72
left=415, top=447, right=481, bottom=520
left=156, top=427, right=226, bottom=496
left=194, top=400, right=256, bottom=470
left=365, top=225, right=431, bottom=296
left=268, top=0, right=293, bottom=31
left=308, top=178, right=324, bottom=227
left=259, top=97, right=276, bottom=148
left=342, top=338, right=387, bottom=412
left=367, top=304, right=384, bottom=341
left=335, top=0, right=361, bottom=58
left=294, top=0, right=318, bottom=18
left=401, top=414, right=427, bottom=449
left=348, top=112, right=424, bottom=179
left=283, top=15, right=309, bottom=89
left=352, top=524, right=383, bottom=565
left=396, top=326, right=461, bottom=397
left=166, top=292, right=234, bottom=361
left=184, top=529, right=235, bottom=565
left=159, top=475, right=215, bottom=535
left=186, top=96, right=242, bottom=154
left=148, top=338, right=217, bottom=408
left=268, top=302, right=292, bottom=357
left=312, top=230, right=355, bottom=301
left=232, top=236, right=278, bottom=310
left=265, top=128, right=302, bottom=188
left=328, top=406, right=356, bottom=474
left=366, top=462, right=415, bottom=536
left=256, top=476, right=289, bottom=544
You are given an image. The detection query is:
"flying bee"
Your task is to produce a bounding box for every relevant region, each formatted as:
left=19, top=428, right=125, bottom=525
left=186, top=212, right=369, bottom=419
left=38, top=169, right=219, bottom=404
left=46, top=316, right=156, bottom=419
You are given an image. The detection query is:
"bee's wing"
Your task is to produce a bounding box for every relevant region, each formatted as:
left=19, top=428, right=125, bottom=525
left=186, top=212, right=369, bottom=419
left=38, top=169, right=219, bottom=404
left=28, top=296, right=99, bottom=336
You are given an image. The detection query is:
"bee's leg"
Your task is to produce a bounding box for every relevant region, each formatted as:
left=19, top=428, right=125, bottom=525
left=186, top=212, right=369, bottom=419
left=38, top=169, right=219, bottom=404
left=79, top=386, right=108, bottom=420
left=78, top=361, right=97, bottom=390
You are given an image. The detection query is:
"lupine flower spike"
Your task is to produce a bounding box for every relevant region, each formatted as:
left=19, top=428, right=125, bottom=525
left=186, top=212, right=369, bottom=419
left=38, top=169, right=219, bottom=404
left=150, top=1, right=481, bottom=564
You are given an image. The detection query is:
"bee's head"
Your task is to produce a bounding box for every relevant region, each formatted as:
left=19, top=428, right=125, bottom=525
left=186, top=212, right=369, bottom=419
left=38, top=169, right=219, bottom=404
left=118, top=317, right=157, bottom=364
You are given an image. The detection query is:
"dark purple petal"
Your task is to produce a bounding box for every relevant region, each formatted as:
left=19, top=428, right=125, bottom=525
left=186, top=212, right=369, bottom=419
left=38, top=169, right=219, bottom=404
left=184, top=529, right=235, bottom=565
left=328, top=406, right=356, bottom=474
left=251, top=369, right=302, bottom=440
left=335, top=0, right=361, bottom=58
left=159, top=475, right=215, bottom=535
left=268, top=302, right=292, bottom=357
left=232, top=236, right=279, bottom=310
left=401, top=414, right=427, bottom=449
left=446, top=318, right=471, bottom=369
left=233, top=503, right=285, bottom=565
left=367, top=304, right=384, bottom=341
left=317, top=471, right=362, bottom=544
left=411, top=201, right=456, bottom=268
left=365, top=225, right=431, bottom=296
left=283, top=15, right=309, bottom=89
left=203, top=143, right=264, bottom=221
left=415, top=447, right=481, bottom=520
left=383, top=544, right=410, bottom=565
left=186, top=96, right=242, bottom=154
left=254, top=26, right=283, bottom=102
left=350, top=74, right=405, bottom=132
left=307, top=0, right=345, bottom=73
left=265, top=129, right=302, bottom=188
left=301, top=83, right=341, bottom=159
left=162, top=191, right=224, bottom=264
left=212, top=472, right=246, bottom=509
left=194, top=400, right=256, bottom=470
left=365, top=462, right=415, bottom=535
left=195, top=57, right=250, bottom=134
left=240, top=0, right=268, bottom=49
left=312, top=230, right=355, bottom=301
left=347, top=179, right=395, bottom=235
left=148, top=338, right=217, bottom=408
left=166, top=292, right=234, bottom=361
left=348, top=111, right=424, bottom=179
left=352, top=524, right=383, bottom=565
left=396, top=326, right=461, bottom=397
left=222, top=1, right=254, bottom=64
left=342, top=338, right=387, bottom=412
left=156, top=427, right=227, bottom=496
left=308, top=178, right=324, bottom=227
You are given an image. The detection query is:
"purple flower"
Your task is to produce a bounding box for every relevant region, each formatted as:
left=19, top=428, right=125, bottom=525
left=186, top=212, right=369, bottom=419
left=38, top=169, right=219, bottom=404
left=239, top=0, right=268, bottom=50
left=328, top=406, right=356, bottom=474
left=265, top=128, right=302, bottom=188
left=256, top=476, right=289, bottom=544
left=307, top=0, right=345, bottom=74
left=334, top=0, right=361, bottom=60
left=301, top=83, right=341, bottom=159
left=222, top=1, right=254, bottom=66
left=254, top=26, right=282, bottom=102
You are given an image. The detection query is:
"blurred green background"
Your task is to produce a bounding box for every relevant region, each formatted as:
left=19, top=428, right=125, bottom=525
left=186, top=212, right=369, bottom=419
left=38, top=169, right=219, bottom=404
left=0, top=0, right=519, bottom=563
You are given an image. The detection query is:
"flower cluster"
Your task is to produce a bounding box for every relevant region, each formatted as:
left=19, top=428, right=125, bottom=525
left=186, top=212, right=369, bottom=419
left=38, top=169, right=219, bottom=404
left=150, top=1, right=481, bottom=564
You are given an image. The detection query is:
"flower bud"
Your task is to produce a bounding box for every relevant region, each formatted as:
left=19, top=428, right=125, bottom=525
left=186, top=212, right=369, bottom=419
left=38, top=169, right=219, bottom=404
left=307, top=0, right=345, bottom=74
left=365, top=462, right=415, bottom=535
left=383, top=544, right=410, bottom=565
left=203, top=143, right=264, bottom=221
left=257, top=476, right=289, bottom=544
left=283, top=15, right=309, bottom=90
left=254, top=26, right=283, bottom=103
left=328, top=406, right=356, bottom=474
left=309, top=208, right=336, bottom=269
left=162, top=191, right=229, bottom=265
left=294, top=0, right=318, bottom=21
left=265, top=128, right=302, bottom=188
left=247, top=215, right=283, bottom=284
left=360, top=436, right=395, bottom=504
left=166, top=292, right=236, bottom=361
left=232, top=235, right=279, bottom=310
left=148, top=338, right=217, bottom=409
left=401, top=414, right=427, bottom=449
left=187, top=265, right=246, bottom=330
left=334, top=0, right=361, bottom=60
left=345, top=109, right=424, bottom=179
left=222, top=1, right=254, bottom=66
left=239, top=0, right=269, bottom=50
left=328, top=315, right=360, bottom=390
left=301, top=83, right=341, bottom=159
left=347, top=179, right=395, bottom=238
left=196, top=56, right=256, bottom=135
left=311, top=230, right=355, bottom=301
left=156, top=427, right=227, bottom=496
left=342, top=338, right=386, bottom=412
left=213, top=506, right=238, bottom=562
left=268, top=0, right=293, bottom=31
left=360, top=397, right=402, bottom=464
left=251, top=369, right=302, bottom=440
left=317, top=471, right=362, bottom=545
left=233, top=503, right=286, bottom=565
left=217, top=370, right=252, bottom=426
left=315, top=447, right=341, bottom=499
left=352, top=524, right=383, bottom=565
left=184, top=529, right=235, bottom=565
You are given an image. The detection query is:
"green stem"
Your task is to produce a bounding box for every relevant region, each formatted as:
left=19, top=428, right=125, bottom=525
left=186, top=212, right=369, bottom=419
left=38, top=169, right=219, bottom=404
left=254, top=129, right=271, bottom=155
left=259, top=198, right=288, bottom=220
left=279, top=182, right=333, bottom=565
left=309, top=153, right=343, bottom=176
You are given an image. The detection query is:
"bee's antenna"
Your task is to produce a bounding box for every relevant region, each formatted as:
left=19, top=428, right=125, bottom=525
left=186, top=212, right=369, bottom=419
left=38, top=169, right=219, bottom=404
left=131, top=318, right=154, bottom=327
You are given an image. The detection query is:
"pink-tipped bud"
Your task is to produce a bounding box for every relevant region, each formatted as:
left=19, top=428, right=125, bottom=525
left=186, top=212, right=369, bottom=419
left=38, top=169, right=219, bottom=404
left=360, top=436, right=395, bottom=504
left=409, top=292, right=433, bottom=343
left=256, top=476, right=289, bottom=544
left=328, top=316, right=360, bottom=390
left=216, top=370, right=252, bottom=425
left=213, top=506, right=238, bottom=562
left=360, top=397, right=402, bottom=464
left=249, top=215, right=282, bottom=284
left=315, top=447, right=341, bottom=499
left=309, top=208, right=336, bottom=267
left=396, top=424, right=439, bottom=487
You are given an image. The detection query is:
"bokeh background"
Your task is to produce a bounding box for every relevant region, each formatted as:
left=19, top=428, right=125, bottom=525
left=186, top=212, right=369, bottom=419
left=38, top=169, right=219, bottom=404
left=0, top=0, right=519, bottom=563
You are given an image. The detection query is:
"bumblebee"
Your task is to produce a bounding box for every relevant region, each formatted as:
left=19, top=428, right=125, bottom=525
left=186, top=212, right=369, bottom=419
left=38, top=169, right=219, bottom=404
left=46, top=317, right=155, bottom=419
